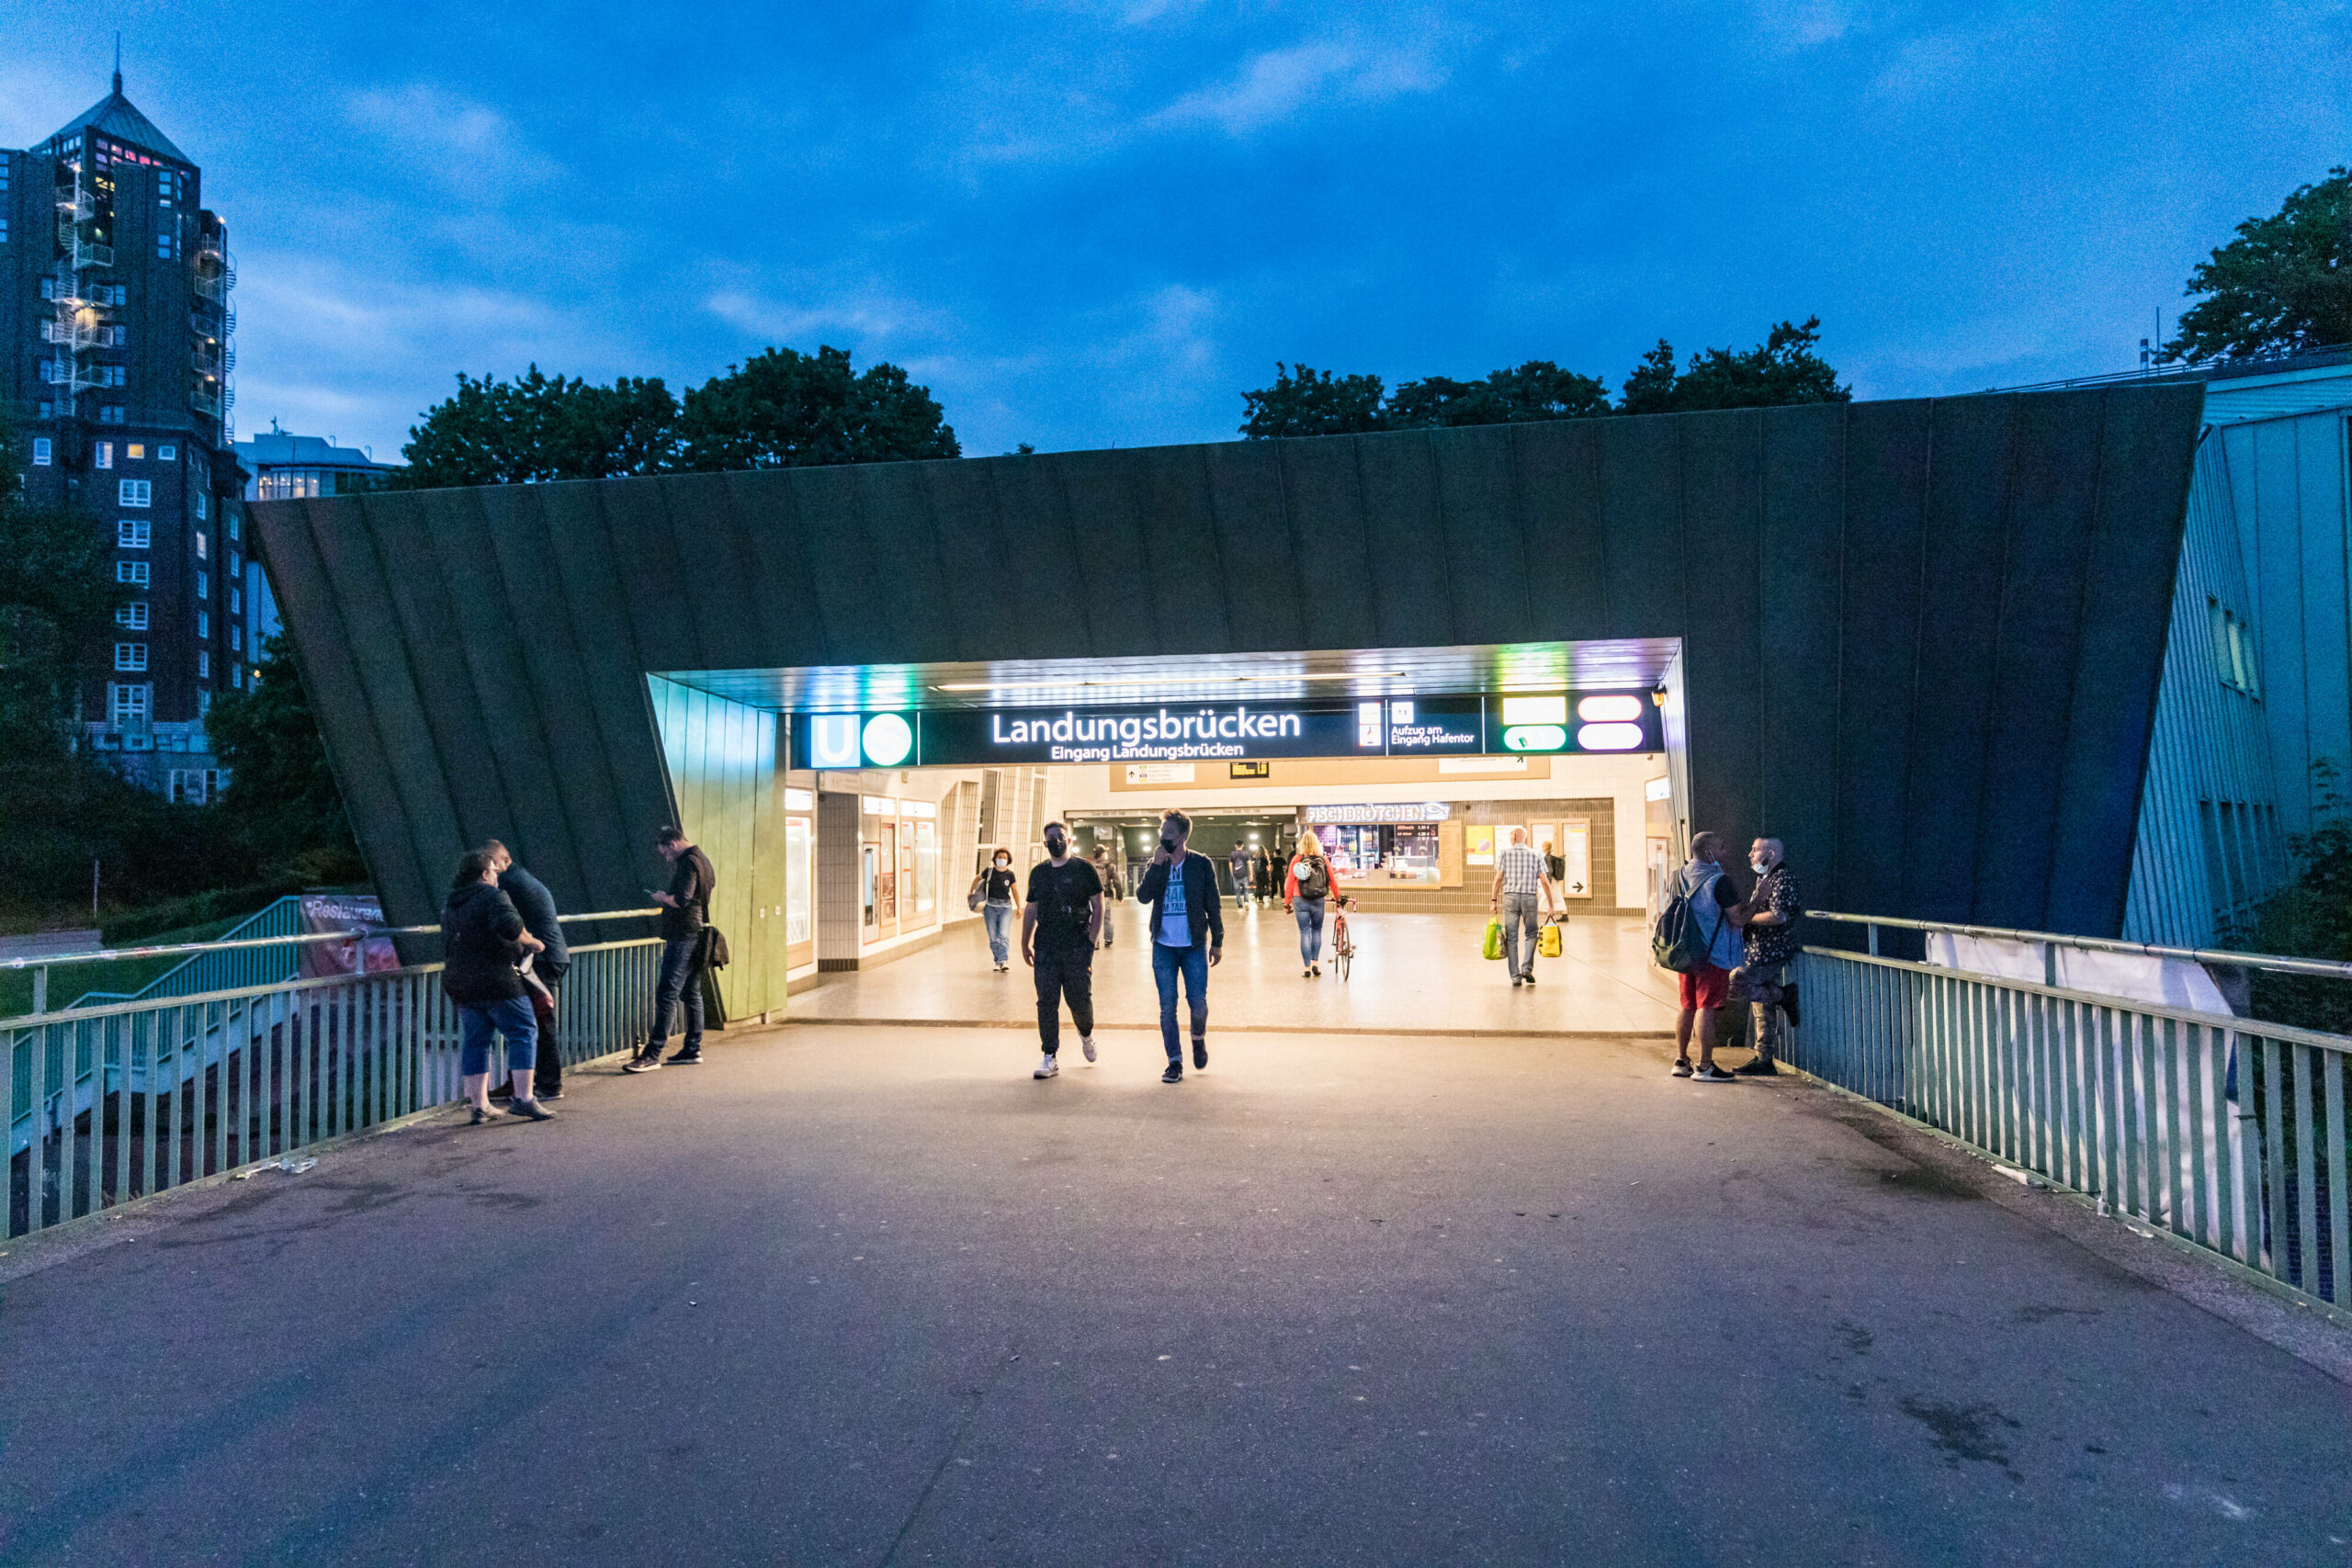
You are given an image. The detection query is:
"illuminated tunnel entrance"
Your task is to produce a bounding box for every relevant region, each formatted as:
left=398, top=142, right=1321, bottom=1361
left=251, top=384, right=2204, bottom=1032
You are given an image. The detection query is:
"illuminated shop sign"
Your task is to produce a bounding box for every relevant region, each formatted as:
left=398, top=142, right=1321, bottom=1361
left=790, top=692, right=1661, bottom=768
left=1305, top=802, right=1453, bottom=824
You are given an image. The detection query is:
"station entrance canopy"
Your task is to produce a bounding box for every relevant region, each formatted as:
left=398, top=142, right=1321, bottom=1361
left=251, top=382, right=2206, bottom=1024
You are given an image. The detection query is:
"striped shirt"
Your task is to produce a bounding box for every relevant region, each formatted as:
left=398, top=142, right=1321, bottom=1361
left=1496, top=841, right=1546, bottom=895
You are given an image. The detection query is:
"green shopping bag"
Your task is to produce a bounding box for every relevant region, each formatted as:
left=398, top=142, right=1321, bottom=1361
left=1482, top=918, right=1504, bottom=960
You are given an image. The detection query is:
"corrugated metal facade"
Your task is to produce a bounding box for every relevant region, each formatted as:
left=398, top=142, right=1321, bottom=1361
left=251, top=386, right=2206, bottom=949
left=2122, top=434, right=2282, bottom=947
left=2221, top=410, right=2352, bottom=839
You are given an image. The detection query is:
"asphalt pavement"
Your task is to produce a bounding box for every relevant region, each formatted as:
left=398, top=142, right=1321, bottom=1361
left=4, top=1021, right=2348, bottom=1566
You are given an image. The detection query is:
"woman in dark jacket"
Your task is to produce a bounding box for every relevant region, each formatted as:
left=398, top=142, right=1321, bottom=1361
left=443, top=851, right=553, bottom=1123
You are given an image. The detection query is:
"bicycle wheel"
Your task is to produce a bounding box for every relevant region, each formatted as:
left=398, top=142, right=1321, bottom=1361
left=1334, top=917, right=1351, bottom=981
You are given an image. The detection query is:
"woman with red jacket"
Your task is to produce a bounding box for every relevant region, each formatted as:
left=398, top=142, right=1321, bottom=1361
left=1284, top=831, right=1334, bottom=977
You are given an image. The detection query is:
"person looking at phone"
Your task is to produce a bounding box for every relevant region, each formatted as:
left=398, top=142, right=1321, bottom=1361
left=625, top=826, right=716, bottom=1072
left=1135, top=810, right=1223, bottom=1084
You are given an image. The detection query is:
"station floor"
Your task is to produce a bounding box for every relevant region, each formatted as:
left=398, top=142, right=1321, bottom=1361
left=792, top=905, right=1684, bottom=1036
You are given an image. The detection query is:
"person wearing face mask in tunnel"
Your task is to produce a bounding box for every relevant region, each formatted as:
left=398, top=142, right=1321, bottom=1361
left=1023, top=821, right=1103, bottom=1078
left=1732, top=837, right=1802, bottom=1076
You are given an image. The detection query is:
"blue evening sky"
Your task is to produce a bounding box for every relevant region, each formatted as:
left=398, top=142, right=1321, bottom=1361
left=5, top=1, right=2346, bottom=462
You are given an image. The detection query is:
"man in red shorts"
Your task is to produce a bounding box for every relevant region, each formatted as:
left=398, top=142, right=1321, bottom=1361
left=1670, top=831, right=1751, bottom=1083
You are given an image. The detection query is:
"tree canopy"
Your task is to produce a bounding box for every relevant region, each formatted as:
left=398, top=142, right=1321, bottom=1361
left=1238, top=319, right=1849, bottom=437
left=2164, top=165, right=2351, bottom=364
left=390, top=345, right=957, bottom=489
left=204, top=634, right=368, bottom=886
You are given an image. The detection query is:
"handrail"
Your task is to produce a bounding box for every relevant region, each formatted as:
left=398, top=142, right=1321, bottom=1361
left=1, top=908, right=661, bottom=975
left=1804, top=910, right=2352, bottom=983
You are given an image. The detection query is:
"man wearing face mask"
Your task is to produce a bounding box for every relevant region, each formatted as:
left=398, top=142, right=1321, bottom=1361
left=1735, top=837, right=1802, bottom=1076
left=1023, top=821, right=1104, bottom=1078
left=1136, top=810, right=1223, bottom=1084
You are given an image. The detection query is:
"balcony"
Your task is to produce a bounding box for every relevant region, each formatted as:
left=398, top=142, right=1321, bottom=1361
left=40, top=356, right=100, bottom=395
left=66, top=238, right=114, bottom=271
left=190, top=387, right=222, bottom=419
left=42, top=316, right=104, bottom=350
left=193, top=272, right=224, bottom=304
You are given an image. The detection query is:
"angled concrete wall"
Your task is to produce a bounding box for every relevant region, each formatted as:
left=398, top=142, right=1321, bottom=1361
left=251, top=384, right=2204, bottom=943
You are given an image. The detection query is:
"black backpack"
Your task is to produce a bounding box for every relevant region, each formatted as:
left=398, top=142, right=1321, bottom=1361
left=1038, top=863, right=1094, bottom=940
left=1650, top=875, right=1715, bottom=973
left=1295, top=856, right=1329, bottom=899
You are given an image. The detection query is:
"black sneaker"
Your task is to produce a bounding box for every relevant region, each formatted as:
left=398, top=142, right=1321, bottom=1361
left=1670, top=1059, right=1694, bottom=1078
left=535, top=1085, right=564, bottom=1100
left=1161, top=1062, right=1183, bottom=1084
left=623, top=1049, right=664, bottom=1074
left=1511, top=975, right=1523, bottom=987
left=665, top=1049, right=703, bottom=1066
left=1522, top=972, right=1535, bottom=986
left=1733, top=1057, right=1780, bottom=1077
left=469, top=1104, right=506, bottom=1124
left=508, top=1098, right=555, bottom=1121
left=1192, top=1038, right=1208, bottom=1070
left=1693, top=1063, right=1736, bottom=1083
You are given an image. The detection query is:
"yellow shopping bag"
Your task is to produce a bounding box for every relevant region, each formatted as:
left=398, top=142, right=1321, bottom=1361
left=1482, top=919, right=1505, bottom=960
left=1537, top=920, right=1563, bottom=959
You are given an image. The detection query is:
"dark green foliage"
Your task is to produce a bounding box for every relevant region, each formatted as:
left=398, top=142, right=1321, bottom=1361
left=2165, top=167, right=2351, bottom=365
left=1621, top=318, right=1852, bottom=415
left=1239, top=321, right=1847, bottom=436
left=1238, top=364, right=1388, bottom=437
left=1386, top=362, right=1612, bottom=427
left=204, top=634, right=368, bottom=886
left=2239, top=769, right=2352, bottom=1034
left=390, top=367, right=681, bottom=488
left=391, top=346, right=956, bottom=489
left=676, top=346, right=958, bottom=469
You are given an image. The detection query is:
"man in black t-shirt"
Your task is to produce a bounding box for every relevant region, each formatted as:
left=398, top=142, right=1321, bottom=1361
left=1023, top=820, right=1104, bottom=1078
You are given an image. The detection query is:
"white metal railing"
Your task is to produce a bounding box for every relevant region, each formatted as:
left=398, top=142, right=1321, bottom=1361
left=1790, top=913, right=2348, bottom=1313
left=6, top=911, right=664, bottom=1239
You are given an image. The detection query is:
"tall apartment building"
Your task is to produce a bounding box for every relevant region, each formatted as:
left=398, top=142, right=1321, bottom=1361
left=0, top=69, right=245, bottom=796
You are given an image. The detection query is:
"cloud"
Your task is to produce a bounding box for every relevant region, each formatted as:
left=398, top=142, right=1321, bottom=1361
left=1151, top=39, right=1444, bottom=135
left=702, top=288, right=952, bottom=347
left=1747, top=0, right=1868, bottom=51
left=342, top=85, right=560, bottom=197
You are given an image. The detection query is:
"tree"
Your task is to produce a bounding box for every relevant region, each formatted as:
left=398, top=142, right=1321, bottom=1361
left=204, top=634, right=368, bottom=885
left=1386, top=361, right=1611, bottom=428
left=0, top=414, right=118, bottom=760
left=2164, top=166, right=2351, bottom=364
left=1620, top=317, right=1851, bottom=415
left=391, top=367, right=680, bottom=488
left=675, top=345, right=959, bottom=470
left=1238, top=364, right=1388, bottom=437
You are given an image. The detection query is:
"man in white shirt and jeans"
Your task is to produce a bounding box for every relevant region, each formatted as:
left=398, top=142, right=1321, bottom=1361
left=1489, top=827, right=1556, bottom=987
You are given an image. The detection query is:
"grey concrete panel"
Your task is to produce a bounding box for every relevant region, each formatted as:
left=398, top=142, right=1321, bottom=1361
left=976, top=456, right=1085, bottom=660
left=1351, top=432, right=1455, bottom=650
left=915, top=458, right=1022, bottom=656
left=1051, top=449, right=1156, bottom=659
left=1754, top=405, right=1849, bottom=899
left=659, top=472, right=772, bottom=674
left=1899, top=396, right=2019, bottom=921
left=1973, top=391, right=2106, bottom=927
left=1830, top=400, right=1934, bottom=922
left=1676, top=411, right=1766, bottom=863
left=1126, top=444, right=1234, bottom=652
left=1594, top=414, right=1685, bottom=645
left=1513, top=419, right=1611, bottom=646
left=1430, top=424, right=1532, bottom=646
left=1271, top=438, right=1380, bottom=651
left=854, top=461, right=967, bottom=669
left=1200, top=440, right=1306, bottom=656
left=597, top=479, right=707, bottom=672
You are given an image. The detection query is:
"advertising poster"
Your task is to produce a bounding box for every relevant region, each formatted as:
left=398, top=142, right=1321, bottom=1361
left=1465, top=826, right=1497, bottom=866
left=297, top=894, right=401, bottom=979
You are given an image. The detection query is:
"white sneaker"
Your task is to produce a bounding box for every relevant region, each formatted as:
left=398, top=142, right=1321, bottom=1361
left=1034, top=1055, right=1058, bottom=1078
left=1080, top=1036, right=1097, bottom=1063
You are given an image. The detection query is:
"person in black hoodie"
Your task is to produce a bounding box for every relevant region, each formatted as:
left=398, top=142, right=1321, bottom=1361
left=483, top=840, right=569, bottom=1100
left=626, top=825, right=717, bottom=1072
left=442, top=850, right=552, bottom=1123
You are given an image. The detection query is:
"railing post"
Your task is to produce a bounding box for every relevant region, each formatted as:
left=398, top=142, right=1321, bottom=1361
left=30, top=964, right=46, bottom=1015
left=1867, top=924, right=1879, bottom=958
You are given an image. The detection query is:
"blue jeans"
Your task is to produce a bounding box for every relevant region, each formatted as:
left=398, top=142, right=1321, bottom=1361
left=1295, top=897, right=1326, bottom=965
left=650, top=935, right=706, bottom=1052
left=984, top=901, right=1015, bottom=964
left=1151, top=941, right=1209, bottom=1060
left=459, top=994, right=538, bottom=1076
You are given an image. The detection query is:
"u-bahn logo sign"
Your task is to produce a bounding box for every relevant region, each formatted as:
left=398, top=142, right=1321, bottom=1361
left=792, top=692, right=1661, bottom=769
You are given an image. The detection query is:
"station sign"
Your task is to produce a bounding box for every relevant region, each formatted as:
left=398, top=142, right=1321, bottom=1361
left=791, top=691, right=1662, bottom=770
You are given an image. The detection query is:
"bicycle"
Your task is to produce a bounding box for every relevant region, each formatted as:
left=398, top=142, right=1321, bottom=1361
left=1329, top=895, right=1359, bottom=981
